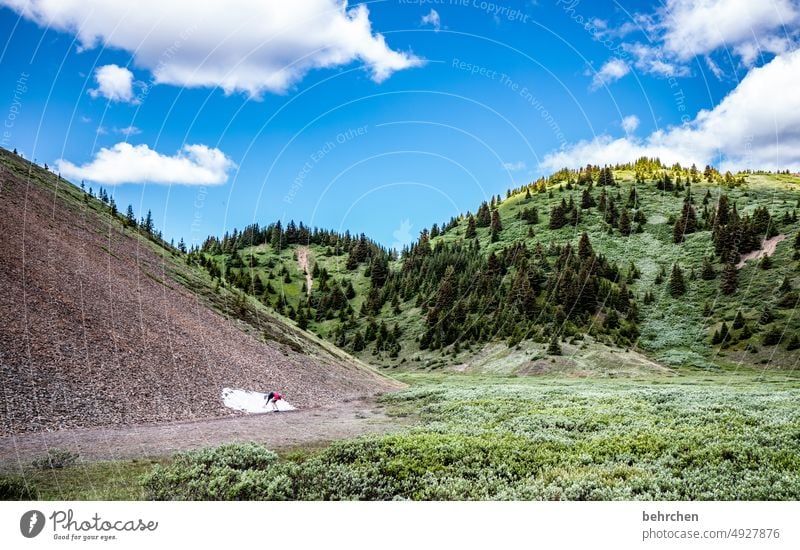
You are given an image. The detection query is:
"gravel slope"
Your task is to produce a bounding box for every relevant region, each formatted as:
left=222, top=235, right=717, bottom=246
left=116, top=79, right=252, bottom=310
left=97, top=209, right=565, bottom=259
left=0, top=150, right=401, bottom=436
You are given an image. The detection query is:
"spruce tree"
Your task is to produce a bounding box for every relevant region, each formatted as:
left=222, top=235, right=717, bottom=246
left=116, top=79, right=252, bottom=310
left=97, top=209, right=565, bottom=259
left=548, top=203, right=566, bottom=230
left=701, top=256, right=715, bottom=280
left=732, top=311, right=745, bottom=330
left=465, top=214, right=477, bottom=239
left=490, top=210, right=503, bottom=242
left=581, top=188, right=596, bottom=209
left=720, top=260, right=738, bottom=295
left=546, top=333, right=562, bottom=355
left=618, top=207, right=631, bottom=236
left=668, top=264, right=686, bottom=297
left=125, top=205, right=136, bottom=227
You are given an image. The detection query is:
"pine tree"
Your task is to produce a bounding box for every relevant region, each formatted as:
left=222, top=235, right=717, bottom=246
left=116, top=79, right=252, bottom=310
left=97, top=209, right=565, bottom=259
left=297, top=307, right=308, bottom=330
left=673, top=201, right=698, bottom=243
left=577, top=232, right=594, bottom=260
left=598, top=167, right=615, bottom=186
left=546, top=333, right=562, bottom=355
left=762, top=326, right=782, bottom=346
left=465, top=214, right=477, bottom=239
left=668, top=264, right=686, bottom=297
left=701, top=256, right=715, bottom=280
left=352, top=331, right=365, bottom=352
left=476, top=202, right=491, bottom=227
left=125, top=205, right=136, bottom=227
left=490, top=210, right=503, bottom=242
left=732, top=311, right=745, bottom=329
left=548, top=203, right=567, bottom=230
left=143, top=210, right=154, bottom=234
left=581, top=189, right=596, bottom=209
left=618, top=207, right=631, bottom=236
left=720, top=260, right=738, bottom=295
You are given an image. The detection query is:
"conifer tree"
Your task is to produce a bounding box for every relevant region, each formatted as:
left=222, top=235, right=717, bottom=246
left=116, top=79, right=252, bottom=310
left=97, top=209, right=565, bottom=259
left=581, top=188, right=596, bottom=209
left=465, top=214, right=477, bottom=239
left=546, top=333, right=562, bottom=355
left=490, top=210, right=503, bottom=242
left=720, top=260, right=738, bottom=295
left=668, top=264, right=686, bottom=297
left=701, top=256, right=715, bottom=280
left=618, top=207, right=631, bottom=236
left=125, top=205, right=136, bottom=227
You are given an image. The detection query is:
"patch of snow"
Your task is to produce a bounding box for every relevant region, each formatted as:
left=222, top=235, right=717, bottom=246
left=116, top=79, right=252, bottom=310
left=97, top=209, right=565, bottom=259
left=221, top=388, right=296, bottom=413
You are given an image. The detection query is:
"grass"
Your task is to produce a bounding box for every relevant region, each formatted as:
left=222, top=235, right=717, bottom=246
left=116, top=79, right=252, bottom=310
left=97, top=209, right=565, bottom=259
left=2, top=459, right=164, bottom=500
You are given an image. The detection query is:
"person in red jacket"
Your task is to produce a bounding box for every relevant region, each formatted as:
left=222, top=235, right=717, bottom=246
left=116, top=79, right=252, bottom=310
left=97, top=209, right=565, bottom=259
left=265, top=391, right=282, bottom=412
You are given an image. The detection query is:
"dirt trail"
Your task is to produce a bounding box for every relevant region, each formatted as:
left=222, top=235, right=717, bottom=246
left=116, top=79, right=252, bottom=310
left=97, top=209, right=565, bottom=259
left=737, top=234, right=786, bottom=268
left=0, top=399, right=409, bottom=471
left=297, top=246, right=313, bottom=296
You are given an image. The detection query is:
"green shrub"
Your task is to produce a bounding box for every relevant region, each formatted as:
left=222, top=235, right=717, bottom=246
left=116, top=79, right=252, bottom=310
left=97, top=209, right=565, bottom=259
left=31, top=449, right=79, bottom=470
left=141, top=443, right=280, bottom=500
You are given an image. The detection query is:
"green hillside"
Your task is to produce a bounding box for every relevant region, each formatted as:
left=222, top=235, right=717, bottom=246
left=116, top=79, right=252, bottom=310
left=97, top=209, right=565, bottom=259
left=194, top=159, right=800, bottom=372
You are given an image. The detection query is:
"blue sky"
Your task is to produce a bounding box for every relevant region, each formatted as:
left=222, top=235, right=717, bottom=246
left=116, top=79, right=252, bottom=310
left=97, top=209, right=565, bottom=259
left=1, top=0, right=798, bottom=248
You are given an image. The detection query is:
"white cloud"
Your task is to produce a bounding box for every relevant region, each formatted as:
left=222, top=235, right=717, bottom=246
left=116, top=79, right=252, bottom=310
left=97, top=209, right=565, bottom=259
left=621, top=115, right=639, bottom=134
left=3, top=0, right=422, bottom=97
left=88, top=64, right=136, bottom=103
left=115, top=126, right=141, bottom=137
left=542, top=48, right=800, bottom=173
left=623, top=43, right=690, bottom=77
left=659, top=0, right=798, bottom=61
left=590, top=58, right=630, bottom=89
left=502, top=161, right=526, bottom=172
left=421, top=9, right=441, bottom=31
left=704, top=55, right=724, bottom=79
left=591, top=0, right=798, bottom=86
left=56, top=143, right=235, bottom=185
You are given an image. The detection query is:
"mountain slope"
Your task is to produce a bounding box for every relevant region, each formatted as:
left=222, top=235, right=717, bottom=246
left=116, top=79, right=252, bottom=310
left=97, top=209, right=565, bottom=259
left=198, top=160, right=800, bottom=373
left=0, top=148, right=401, bottom=436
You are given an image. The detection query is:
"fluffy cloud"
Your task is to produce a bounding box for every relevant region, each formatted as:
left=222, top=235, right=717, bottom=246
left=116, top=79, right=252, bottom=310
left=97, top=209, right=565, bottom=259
left=621, top=115, right=639, bottom=134
left=659, top=0, right=798, bottom=62
left=591, top=0, right=798, bottom=86
left=590, top=58, right=630, bottom=89
left=542, top=48, right=800, bottom=173
left=2, top=0, right=422, bottom=97
left=88, top=64, right=136, bottom=102
left=421, top=9, right=441, bottom=31
left=114, top=126, right=141, bottom=136
left=56, top=143, right=235, bottom=185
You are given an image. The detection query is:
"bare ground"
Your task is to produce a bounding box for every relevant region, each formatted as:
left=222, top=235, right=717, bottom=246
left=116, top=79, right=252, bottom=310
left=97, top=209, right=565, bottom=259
left=0, top=397, right=410, bottom=472
left=297, top=245, right=313, bottom=296
left=737, top=234, right=786, bottom=268
left=0, top=148, right=401, bottom=436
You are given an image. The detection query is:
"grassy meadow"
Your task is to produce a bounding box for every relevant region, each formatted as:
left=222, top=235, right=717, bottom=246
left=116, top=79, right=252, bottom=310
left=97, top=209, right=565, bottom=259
left=8, top=368, right=800, bottom=501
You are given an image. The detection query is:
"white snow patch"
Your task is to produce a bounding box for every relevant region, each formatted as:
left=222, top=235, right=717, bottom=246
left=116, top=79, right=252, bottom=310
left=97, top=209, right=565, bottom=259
left=221, top=388, right=296, bottom=413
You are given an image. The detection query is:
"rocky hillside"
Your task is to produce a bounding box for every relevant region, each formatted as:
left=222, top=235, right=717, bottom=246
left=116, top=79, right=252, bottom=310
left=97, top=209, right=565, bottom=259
left=0, top=148, right=401, bottom=436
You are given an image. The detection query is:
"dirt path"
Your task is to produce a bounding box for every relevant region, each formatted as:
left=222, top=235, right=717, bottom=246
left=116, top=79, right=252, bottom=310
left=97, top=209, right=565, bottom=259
left=0, top=399, right=409, bottom=471
left=297, top=245, right=313, bottom=296
left=737, top=234, right=786, bottom=268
